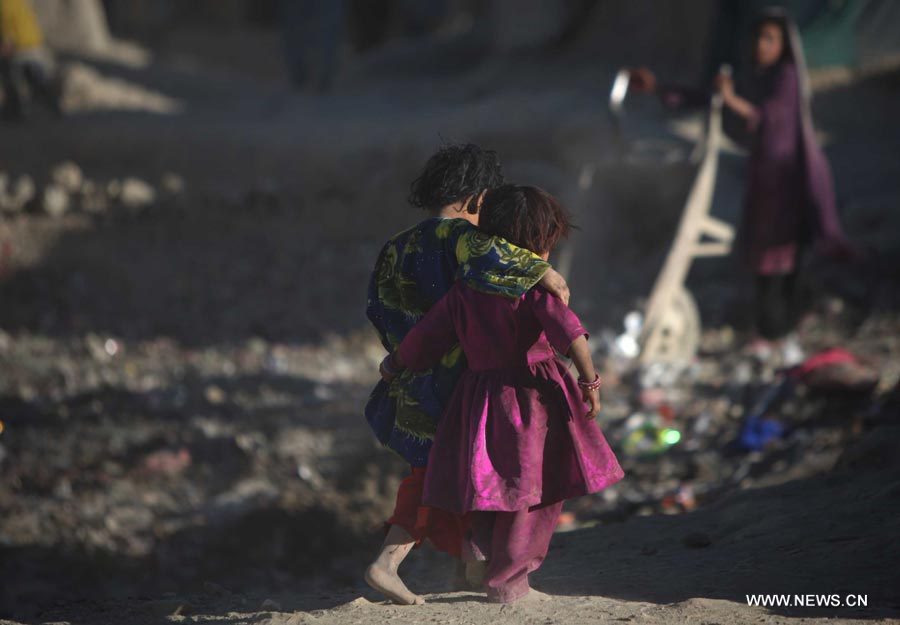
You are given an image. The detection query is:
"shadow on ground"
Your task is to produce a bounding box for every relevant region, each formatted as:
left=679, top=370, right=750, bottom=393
left=536, top=425, right=900, bottom=619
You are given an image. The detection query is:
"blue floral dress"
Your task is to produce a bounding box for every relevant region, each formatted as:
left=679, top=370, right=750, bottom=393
left=365, top=217, right=549, bottom=466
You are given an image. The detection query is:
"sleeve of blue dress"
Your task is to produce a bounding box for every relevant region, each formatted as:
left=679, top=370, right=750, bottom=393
left=396, top=287, right=461, bottom=372
left=529, top=287, right=588, bottom=355
left=365, top=241, right=393, bottom=352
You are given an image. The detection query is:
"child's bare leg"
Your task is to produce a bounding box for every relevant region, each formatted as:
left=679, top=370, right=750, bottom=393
left=364, top=524, right=425, bottom=605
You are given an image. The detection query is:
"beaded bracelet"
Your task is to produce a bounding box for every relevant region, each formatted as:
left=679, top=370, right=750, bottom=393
left=380, top=353, right=403, bottom=377
left=577, top=372, right=602, bottom=391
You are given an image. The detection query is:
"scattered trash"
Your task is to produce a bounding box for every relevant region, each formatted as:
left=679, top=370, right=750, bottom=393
left=141, top=448, right=192, bottom=476
left=781, top=335, right=806, bottom=367
left=622, top=411, right=682, bottom=457
left=612, top=310, right=643, bottom=361
left=793, top=348, right=879, bottom=395
left=675, top=484, right=697, bottom=511
left=737, top=415, right=785, bottom=451
left=734, top=376, right=793, bottom=451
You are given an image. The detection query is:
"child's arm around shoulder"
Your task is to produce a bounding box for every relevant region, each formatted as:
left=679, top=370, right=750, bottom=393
left=447, top=220, right=570, bottom=304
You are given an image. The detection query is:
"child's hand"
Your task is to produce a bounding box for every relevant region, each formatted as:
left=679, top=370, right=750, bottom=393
left=539, top=268, right=570, bottom=306
left=629, top=67, right=657, bottom=93
left=582, top=386, right=601, bottom=419
left=379, top=354, right=401, bottom=383
left=714, top=72, right=735, bottom=99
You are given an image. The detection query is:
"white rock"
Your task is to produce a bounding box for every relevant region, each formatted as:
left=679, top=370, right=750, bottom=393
left=52, top=161, right=84, bottom=193
left=120, top=177, right=156, bottom=209
left=43, top=183, right=70, bottom=217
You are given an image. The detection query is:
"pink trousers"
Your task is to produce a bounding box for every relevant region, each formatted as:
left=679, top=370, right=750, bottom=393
left=464, top=502, right=563, bottom=603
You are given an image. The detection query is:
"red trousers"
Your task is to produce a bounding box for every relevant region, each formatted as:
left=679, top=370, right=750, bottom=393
left=387, top=467, right=467, bottom=558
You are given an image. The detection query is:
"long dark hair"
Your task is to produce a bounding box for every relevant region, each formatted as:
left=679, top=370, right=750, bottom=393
left=749, top=8, right=812, bottom=104
left=752, top=13, right=794, bottom=66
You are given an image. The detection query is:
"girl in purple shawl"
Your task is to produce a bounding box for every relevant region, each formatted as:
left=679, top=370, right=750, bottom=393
left=633, top=9, right=854, bottom=341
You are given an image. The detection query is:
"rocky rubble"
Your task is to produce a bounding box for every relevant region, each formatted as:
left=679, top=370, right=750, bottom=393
left=574, top=311, right=898, bottom=525
left=0, top=326, right=402, bottom=615
left=0, top=162, right=172, bottom=219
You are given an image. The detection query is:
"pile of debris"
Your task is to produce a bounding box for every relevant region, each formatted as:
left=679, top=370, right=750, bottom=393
left=0, top=327, right=395, bottom=614
left=561, top=308, right=899, bottom=527
left=0, top=161, right=183, bottom=218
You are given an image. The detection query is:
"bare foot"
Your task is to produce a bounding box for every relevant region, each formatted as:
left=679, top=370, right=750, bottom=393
left=364, top=563, right=425, bottom=606
left=518, top=589, right=552, bottom=603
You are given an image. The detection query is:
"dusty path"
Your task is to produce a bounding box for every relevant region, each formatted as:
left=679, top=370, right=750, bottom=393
left=16, top=425, right=899, bottom=625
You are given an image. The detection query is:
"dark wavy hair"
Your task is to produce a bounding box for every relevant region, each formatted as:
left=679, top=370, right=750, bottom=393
left=479, top=185, right=572, bottom=255
left=408, top=143, right=505, bottom=212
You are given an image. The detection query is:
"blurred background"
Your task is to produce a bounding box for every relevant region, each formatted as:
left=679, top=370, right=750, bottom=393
left=1, top=0, right=899, bottom=621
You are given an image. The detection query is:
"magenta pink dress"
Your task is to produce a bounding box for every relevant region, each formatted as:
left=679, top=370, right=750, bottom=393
left=396, top=283, right=624, bottom=515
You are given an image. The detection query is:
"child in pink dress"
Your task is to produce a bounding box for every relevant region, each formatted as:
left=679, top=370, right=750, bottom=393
left=380, top=185, right=624, bottom=603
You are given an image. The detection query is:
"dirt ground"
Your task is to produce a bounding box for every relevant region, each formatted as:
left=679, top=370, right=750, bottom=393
left=13, top=425, right=900, bottom=624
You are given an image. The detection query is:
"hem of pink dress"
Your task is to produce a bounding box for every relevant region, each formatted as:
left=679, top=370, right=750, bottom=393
left=468, top=495, right=543, bottom=512
left=586, top=466, right=626, bottom=493
left=487, top=584, right=532, bottom=604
